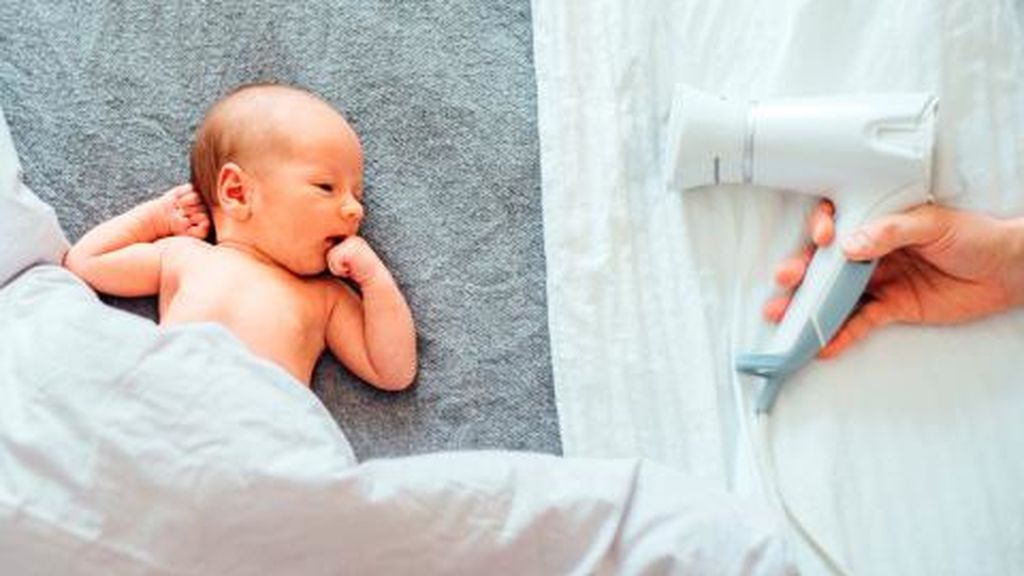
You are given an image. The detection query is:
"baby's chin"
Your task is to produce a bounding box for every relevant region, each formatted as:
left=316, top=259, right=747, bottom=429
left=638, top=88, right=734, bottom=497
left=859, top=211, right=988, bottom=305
left=281, top=255, right=329, bottom=277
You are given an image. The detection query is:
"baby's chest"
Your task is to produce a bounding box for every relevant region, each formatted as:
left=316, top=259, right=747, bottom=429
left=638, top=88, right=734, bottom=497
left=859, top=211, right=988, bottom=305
left=170, top=263, right=330, bottom=335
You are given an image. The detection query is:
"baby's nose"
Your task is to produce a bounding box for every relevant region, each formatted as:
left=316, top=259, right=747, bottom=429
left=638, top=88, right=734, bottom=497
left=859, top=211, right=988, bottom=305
left=340, top=200, right=364, bottom=223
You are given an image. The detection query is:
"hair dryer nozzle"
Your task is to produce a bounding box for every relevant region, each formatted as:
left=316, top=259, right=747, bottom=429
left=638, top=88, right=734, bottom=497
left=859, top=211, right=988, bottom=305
left=665, top=85, right=749, bottom=190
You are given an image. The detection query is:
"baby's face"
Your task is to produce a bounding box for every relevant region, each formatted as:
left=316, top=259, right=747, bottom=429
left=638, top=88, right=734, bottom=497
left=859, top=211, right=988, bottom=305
left=245, top=106, right=365, bottom=276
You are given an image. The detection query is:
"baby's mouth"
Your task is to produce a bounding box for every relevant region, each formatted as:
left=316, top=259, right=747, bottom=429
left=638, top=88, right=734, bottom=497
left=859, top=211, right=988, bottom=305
left=326, top=235, right=346, bottom=247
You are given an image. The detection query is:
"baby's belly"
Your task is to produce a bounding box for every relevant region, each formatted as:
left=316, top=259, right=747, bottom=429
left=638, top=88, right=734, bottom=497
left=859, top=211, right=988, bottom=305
left=161, top=297, right=325, bottom=385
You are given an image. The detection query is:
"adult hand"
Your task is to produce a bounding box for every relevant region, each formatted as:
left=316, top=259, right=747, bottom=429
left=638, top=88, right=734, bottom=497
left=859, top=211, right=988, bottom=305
left=765, top=201, right=1024, bottom=357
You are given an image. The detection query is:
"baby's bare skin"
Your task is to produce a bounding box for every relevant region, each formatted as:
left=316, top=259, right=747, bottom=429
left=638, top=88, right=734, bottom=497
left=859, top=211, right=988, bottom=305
left=65, top=86, right=417, bottom=389
left=157, top=233, right=339, bottom=385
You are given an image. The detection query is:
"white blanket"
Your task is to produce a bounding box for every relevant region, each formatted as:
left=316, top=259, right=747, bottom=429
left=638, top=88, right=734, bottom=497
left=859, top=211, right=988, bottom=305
left=0, top=266, right=788, bottom=575
left=0, top=105, right=791, bottom=573
left=533, top=0, right=1024, bottom=572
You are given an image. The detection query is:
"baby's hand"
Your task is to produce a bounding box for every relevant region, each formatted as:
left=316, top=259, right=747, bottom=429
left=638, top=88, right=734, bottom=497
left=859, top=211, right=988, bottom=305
left=153, top=184, right=210, bottom=239
left=327, top=236, right=388, bottom=285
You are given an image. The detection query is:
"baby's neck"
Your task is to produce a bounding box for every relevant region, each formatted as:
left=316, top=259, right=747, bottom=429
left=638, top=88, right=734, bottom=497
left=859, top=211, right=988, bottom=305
left=215, top=239, right=277, bottom=267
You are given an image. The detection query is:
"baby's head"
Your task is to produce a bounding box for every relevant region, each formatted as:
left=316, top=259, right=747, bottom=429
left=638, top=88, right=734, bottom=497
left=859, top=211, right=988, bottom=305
left=190, top=83, right=365, bottom=275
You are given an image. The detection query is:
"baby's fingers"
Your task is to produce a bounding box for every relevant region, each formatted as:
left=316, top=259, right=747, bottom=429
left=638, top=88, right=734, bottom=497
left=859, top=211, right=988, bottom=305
left=167, top=183, right=194, bottom=198
left=187, top=209, right=209, bottom=224
left=185, top=218, right=210, bottom=239
left=176, top=192, right=205, bottom=208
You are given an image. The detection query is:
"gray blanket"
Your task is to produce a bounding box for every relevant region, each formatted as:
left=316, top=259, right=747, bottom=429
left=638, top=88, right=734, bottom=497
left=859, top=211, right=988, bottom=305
left=0, top=1, right=559, bottom=458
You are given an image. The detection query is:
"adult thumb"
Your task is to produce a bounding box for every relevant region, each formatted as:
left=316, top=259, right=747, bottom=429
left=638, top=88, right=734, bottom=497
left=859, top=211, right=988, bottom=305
left=841, top=205, right=945, bottom=261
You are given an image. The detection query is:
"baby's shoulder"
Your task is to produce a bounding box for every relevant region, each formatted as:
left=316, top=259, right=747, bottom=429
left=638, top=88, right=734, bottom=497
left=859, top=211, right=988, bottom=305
left=154, top=235, right=211, bottom=254
left=154, top=236, right=211, bottom=270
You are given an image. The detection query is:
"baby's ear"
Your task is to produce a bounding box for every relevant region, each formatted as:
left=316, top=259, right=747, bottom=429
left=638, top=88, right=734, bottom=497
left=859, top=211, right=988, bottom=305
left=216, top=162, right=252, bottom=221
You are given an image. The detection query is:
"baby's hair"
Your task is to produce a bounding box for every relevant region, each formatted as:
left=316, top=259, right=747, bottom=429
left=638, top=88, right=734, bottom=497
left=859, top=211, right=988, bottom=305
left=188, top=82, right=326, bottom=210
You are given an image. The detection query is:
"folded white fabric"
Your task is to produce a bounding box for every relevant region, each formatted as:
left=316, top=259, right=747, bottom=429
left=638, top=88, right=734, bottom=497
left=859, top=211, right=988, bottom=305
left=0, top=266, right=791, bottom=575
left=0, top=105, right=68, bottom=288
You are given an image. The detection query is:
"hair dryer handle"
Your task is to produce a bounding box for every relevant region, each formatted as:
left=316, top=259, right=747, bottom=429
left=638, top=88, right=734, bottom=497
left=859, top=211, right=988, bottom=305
left=737, top=238, right=878, bottom=409
left=809, top=252, right=878, bottom=342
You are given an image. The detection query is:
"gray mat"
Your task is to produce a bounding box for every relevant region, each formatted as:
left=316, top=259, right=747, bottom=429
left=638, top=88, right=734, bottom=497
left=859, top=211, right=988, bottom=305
left=0, top=2, right=560, bottom=459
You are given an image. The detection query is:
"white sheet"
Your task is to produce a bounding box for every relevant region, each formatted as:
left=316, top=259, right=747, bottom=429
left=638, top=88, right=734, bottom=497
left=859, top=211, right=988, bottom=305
left=0, top=99, right=68, bottom=285
left=0, top=266, right=790, bottom=575
left=533, top=0, right=1024, bottom=572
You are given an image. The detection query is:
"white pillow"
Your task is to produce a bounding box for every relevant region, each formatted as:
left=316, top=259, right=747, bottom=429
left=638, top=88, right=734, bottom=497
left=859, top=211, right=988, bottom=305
left=0, top=105, right=69, bottom=288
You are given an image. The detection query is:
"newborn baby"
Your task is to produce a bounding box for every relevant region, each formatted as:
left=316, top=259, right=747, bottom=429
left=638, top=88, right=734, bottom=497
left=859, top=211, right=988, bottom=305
left=64, top=84, right=417, bottom=390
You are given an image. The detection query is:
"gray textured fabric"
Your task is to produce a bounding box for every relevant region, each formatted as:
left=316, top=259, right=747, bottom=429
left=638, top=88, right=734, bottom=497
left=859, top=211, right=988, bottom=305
left=0, top=2, right=559, bottom=458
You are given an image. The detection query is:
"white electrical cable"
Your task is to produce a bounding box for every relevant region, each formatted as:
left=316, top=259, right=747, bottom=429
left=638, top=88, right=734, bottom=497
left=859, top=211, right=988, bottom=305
left=743, top=394, right=853, bottom=576
left=724, top=233, right=852, bottom=574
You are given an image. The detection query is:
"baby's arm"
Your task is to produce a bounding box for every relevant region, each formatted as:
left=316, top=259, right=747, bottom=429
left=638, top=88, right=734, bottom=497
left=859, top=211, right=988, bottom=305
left=325, top=237, right=417, bottom=391
left=64, top=184, right=209, bottom=296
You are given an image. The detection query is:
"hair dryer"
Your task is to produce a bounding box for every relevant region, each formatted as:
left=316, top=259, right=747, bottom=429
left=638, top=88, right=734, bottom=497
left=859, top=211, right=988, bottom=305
left=666, top=85, right=938, bottom=413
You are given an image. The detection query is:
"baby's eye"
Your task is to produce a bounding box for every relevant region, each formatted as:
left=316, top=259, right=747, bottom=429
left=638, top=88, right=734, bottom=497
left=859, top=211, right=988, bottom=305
left=315, top=183, right=334, bottom=193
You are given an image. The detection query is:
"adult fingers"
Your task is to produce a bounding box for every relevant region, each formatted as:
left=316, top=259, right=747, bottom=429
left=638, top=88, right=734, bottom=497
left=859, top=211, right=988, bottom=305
left=841, top=205, right=946, bottom=262
left=818, top=300, right=895, bottom=359
left=763, top=295, right=790, bottom=323
left=863, top=255, right=908, bottom=292
left=811, top=200, right=835, bottom=247
left=774, top=246, right=813, bottom=290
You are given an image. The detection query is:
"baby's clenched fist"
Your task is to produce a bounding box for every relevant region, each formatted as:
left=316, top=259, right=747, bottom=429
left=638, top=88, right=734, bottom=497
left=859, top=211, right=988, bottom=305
left=155, top=184, right=210, bottom=239
left=327, top=236, right=386, bottom=285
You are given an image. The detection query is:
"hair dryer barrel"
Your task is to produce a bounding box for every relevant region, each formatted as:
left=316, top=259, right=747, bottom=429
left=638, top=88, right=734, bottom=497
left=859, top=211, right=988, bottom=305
left=751, top=94, right=936, bottom=194
left=666, top=85, right=937, bottom=196
left=666, top=84, right=938, bottom=413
